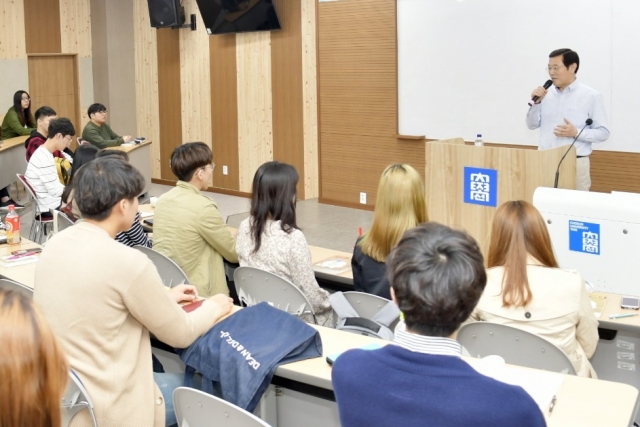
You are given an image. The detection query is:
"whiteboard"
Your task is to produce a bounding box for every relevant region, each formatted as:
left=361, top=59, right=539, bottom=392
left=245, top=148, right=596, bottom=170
left=398, top=0, right=640, bottom=152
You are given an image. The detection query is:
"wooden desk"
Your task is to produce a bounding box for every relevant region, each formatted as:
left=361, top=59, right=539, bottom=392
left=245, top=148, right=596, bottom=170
left=0, top=238, right=40, bottom=288
left=271, top=325, right=639, bottom=427
left=108, top=140, right=152, bottom=195
left=0, top=135, right=28, bottom=190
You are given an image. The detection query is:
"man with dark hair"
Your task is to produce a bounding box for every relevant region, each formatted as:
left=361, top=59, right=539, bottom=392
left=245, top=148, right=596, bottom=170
left=81, top=103, right=132, bottom=148
left=24, top=117, right=75, bottom=213
left=34, top=157, right=234, bottom=427
left=332, top=223, right=546, bottom=427
left=24, top=106, right=71, bottom=162
left=527, top=48, right=609, bottom=191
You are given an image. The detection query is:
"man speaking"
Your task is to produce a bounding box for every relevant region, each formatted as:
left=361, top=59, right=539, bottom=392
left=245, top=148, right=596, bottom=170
left=526, top=48, right=609, bottom=191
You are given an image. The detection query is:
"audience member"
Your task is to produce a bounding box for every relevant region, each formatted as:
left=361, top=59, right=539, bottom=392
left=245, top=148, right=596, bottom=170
left=34, top=157, right=234, bottom=427
left=1, top=90, right=36, bottom=207
left=25, top=106, right=71, bottom=162
left=235, top=161, right=333, bottom=326
left=351, top=164, right=428, bottom=299
left=470, top=200, right=599, bottom=377
left=0, top=289, right=69, bottom=427
left=93, top=149, right=152, bottom=247
left=61, top=144, right=99, bottom=218
left=332, top=222, right=546, bottom=427
left=81, top=103, right=132, bottom=148
left=1, top=90, right=35, bottom=139
left=24, top=118, right=75, bottom=214
left=154, top=142, right=238, bottom=297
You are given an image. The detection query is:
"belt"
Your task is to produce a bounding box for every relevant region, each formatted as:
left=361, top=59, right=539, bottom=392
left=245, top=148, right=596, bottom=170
left=576, top=155, right=589, bottom=159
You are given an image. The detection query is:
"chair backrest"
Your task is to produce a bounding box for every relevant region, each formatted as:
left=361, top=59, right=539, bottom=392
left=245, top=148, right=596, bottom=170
left=341, top=291, right=401, bottom=330
left=133, top=245, right=190, bottom=288
left=233, top=266, right=317, bottom=324
left=457, top=322, right=577, bottom=375
left=16, top=173, right=37, bottom=201
left=173, top=387, right=271, bottom=427
left=0, top=278, right=34, bottom=297
left=77, top=137, right=89, bottom=146
left=61, top=371, right=98, bottom=427
left=57, top=210, right=74, bottom=232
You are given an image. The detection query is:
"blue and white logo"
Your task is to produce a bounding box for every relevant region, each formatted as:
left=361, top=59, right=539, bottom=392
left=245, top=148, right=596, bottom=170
left=463, top=167, right=498, bottom=207
left=569, top=220, right=600, bottom=255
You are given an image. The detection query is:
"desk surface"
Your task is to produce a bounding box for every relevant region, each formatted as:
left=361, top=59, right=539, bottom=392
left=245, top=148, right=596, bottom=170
left=0, top=135, right=28, bottom=152
left=275, top=325, right=639, bottom=427
left=108, top=140, right=152, bottom=153
left=0, top=238, right=40, bottom=287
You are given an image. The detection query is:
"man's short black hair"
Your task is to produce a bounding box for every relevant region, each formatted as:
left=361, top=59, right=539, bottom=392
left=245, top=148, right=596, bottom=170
left=387, top=222, right=487, bottom=337
left=34, top=106, right=56, bottom=122
left=87, top=103, right=107, bottom=118
left=95, top=149, right=129, bottom=162
left=170, top=142, right=213, bottom=182
left=549, top=48, right=580, bottom=73
left=48, top=118, right=76, bottom=138
left=74, top=157, right=145, bottom=221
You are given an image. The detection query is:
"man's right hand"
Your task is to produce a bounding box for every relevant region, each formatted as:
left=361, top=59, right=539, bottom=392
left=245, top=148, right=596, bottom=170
left=530, top=86, right=548, bottom=104
left=209, top=293, right=234, bottom=315
left=122, top=135, right=133, bottom=143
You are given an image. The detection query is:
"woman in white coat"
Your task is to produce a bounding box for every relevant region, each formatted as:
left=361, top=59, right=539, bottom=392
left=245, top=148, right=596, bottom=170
left=470, top=200, right=599, bottom=377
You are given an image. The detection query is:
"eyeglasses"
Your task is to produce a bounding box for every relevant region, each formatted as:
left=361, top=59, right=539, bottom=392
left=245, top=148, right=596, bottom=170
left=200, top=163, right=216, bottom=172
left=546, top=66, right=566, bottom=72
left=21, top=96, right=30, bottom=101
left=98, top=110, right=108, bottom=114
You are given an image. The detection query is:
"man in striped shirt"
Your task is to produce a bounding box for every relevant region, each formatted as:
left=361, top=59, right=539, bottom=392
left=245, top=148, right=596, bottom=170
left=25, top=118, right=75, bottom=215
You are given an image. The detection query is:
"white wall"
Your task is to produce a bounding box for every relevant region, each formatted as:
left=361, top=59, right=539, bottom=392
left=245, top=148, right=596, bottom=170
left=398, top=0, right=640, bottom=152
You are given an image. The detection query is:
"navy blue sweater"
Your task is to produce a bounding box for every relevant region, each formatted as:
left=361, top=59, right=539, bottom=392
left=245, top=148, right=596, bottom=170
left=332, top=345, right=546, bottom=427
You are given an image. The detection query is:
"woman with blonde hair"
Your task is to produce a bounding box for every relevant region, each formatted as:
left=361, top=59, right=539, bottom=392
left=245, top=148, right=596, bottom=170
left=351, top=164, right=428, bottom=299
left=0, top=288, right=69, bottom=427
left=470, top=200, right=599, bottom=377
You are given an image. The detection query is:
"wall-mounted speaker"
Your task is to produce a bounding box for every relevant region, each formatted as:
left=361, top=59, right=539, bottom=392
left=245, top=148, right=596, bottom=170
left=147, top=0, right=185, bottom=28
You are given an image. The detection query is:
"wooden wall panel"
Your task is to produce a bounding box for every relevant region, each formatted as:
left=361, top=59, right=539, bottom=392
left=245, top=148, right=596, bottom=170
left=210, top=35, right=240, bottom=191
left=591, top=151, right=640, bottom=194
left=271, top=0, right=305, bottom=196
left=318, top=0, right=422, bottom=207
left=236, top=31, right=274, bottom=192
left=301, top=0, right=319, bottom=199
left=59, top=0, right=92, bottom=57
left=0, top=0, right=27, bottom=58
left=156, top=29, right=183, bottom=180
left=179, top=0, right=212, bottom=185
left=133, top=0, right=161, bottom=179
left=24, top=0, right=62, bottom=54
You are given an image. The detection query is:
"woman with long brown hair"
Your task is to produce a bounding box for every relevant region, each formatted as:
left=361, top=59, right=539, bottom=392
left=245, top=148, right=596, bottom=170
left=0, top=288, right=69, bottom=427
left=470, top=200, right=599, bottom=377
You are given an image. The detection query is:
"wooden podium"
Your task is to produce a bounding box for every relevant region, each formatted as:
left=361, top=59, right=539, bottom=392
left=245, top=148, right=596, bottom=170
left=425, top=138, right=576, bottom=254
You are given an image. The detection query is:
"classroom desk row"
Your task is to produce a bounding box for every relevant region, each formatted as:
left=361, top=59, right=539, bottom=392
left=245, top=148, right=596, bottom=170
left=0, top=135, right=152, bottom=196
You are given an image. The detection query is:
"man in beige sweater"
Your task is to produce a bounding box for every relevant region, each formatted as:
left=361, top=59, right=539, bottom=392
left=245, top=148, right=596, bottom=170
left=34, top=157, right=233, bottom=427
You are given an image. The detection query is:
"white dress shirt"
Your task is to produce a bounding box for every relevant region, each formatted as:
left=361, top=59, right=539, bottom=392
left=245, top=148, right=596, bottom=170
left=526, top=79, right=610, bottom=156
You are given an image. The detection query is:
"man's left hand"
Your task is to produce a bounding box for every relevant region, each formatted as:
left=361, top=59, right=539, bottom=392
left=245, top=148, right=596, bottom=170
left=554, top=118, right=578, bottom=138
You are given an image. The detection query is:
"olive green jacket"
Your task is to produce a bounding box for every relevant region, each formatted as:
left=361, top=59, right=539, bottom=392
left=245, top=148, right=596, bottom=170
left=153, top=181, right=238, bottom=297
left=1, top=106, right=35, bottom=139
left=81, top=120, right=123, bottom=148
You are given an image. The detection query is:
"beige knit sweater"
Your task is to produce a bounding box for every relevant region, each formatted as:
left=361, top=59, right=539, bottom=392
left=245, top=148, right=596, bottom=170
left=34, top=221, right=225, bottom=427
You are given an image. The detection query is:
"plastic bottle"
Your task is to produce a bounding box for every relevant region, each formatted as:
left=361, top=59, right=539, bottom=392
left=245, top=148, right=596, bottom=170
left=5, top=205, right=21, bottom=245
left=474, top=134, right=484, bottom=147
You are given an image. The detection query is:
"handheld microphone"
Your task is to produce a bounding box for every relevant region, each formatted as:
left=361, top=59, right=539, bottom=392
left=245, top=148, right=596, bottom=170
left=528, top=80, right=553, bottom=106
left=553, top=118, right=593, bottom=188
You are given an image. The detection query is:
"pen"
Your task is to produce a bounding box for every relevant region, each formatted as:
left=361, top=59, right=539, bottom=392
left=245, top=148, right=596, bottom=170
left=548, top=395, right=556, bottom=414
left=609, top=313, right=639, bottom=319
left=7, top=251, right=39, bottom=261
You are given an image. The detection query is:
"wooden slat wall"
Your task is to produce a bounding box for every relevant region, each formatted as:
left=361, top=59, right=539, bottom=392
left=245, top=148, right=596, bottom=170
left=317, top=0, right=424, bottom=208
left=271, top=0, right=305, bottom=196
left=0, top=1, right=27, bottom=58
left=236, top=31, right=274, bottom=192
left=591, top=151, right=640, bottom=193
left=210, top=34, right=240, bottom=190
left=133, top=0, right=161, bottom=179
left=156, top=29, right=183, bottom=180
left=23, top=0, right=62, bottom=54
left=301, top=0, right=319, bottom=198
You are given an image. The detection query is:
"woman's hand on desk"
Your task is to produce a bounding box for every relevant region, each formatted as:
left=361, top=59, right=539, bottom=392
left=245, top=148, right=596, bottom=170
left=169, top=284, right=199, bottom=303
left=208, top=294, right=234, bottom=315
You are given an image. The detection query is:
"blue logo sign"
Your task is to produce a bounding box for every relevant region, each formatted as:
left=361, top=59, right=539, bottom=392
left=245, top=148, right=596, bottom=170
left=463, top=167, right=498, bottom=207
left=569, top=220, right=600, bottom=255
